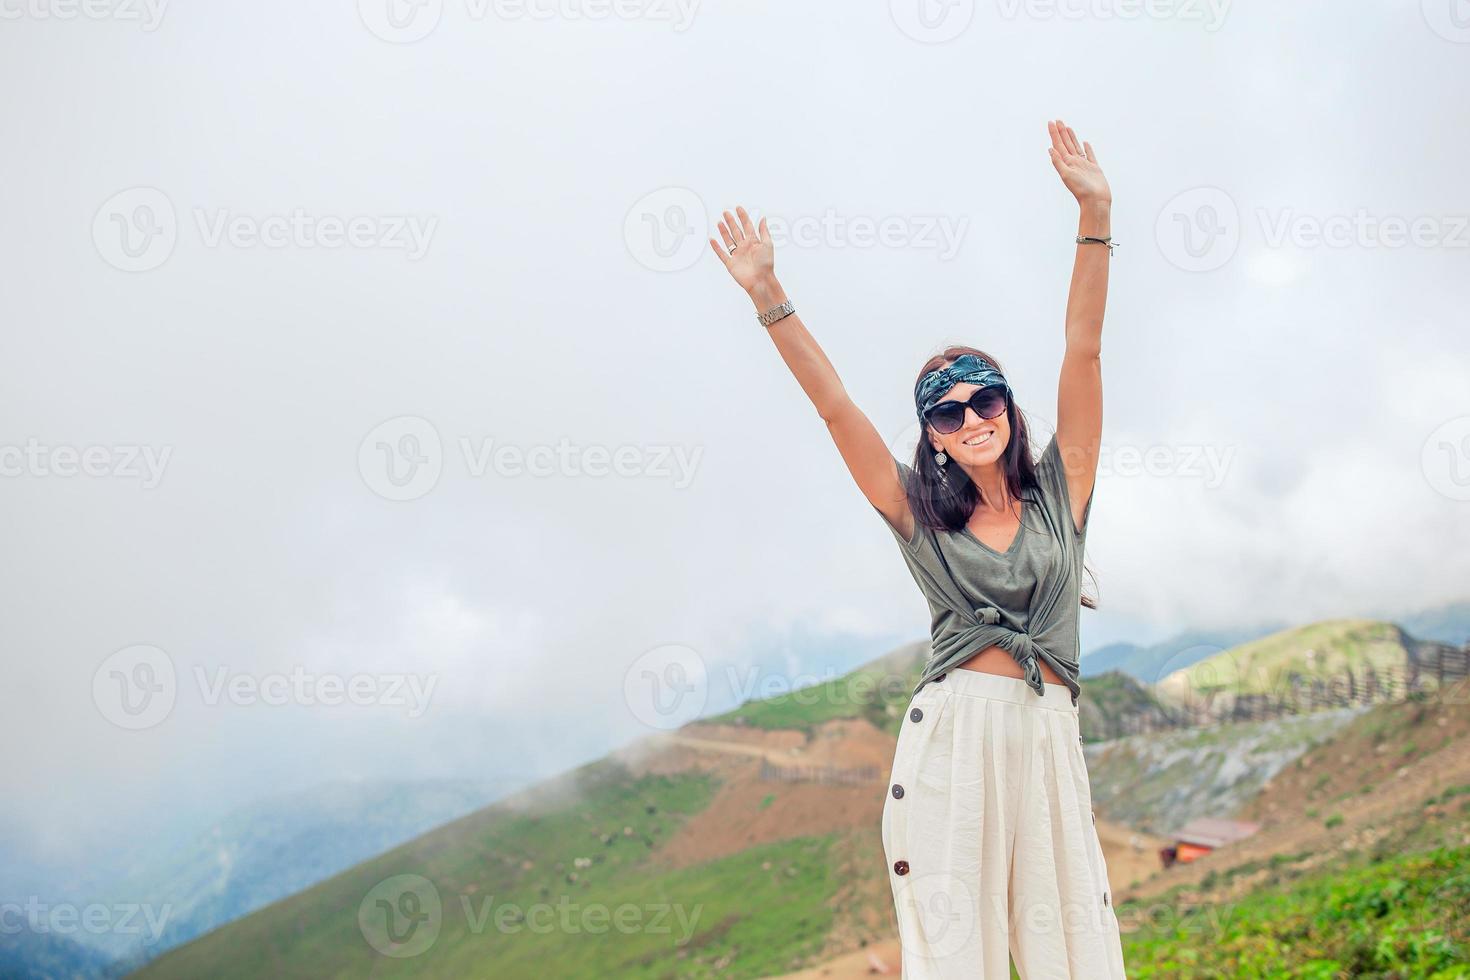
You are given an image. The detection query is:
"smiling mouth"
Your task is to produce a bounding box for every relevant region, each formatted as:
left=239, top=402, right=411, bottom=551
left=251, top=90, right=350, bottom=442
left=962, top=431, right=995, bottom=447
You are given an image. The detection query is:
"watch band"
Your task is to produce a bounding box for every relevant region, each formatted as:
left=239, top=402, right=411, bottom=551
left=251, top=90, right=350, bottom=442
left=758, top=300, right=795, bottom=327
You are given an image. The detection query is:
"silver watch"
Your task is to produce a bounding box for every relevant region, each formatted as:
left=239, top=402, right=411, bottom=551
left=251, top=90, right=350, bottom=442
left=757, top=300, right=795, bottom=327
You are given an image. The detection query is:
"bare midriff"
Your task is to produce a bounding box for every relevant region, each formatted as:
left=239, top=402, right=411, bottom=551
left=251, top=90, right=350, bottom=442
left=955, top=644, right=1068, bottom=686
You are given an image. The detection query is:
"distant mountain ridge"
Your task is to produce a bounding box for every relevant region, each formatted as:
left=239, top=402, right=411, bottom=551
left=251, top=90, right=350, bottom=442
left=0, top=928, right=113, bottom=980
left=1155, top=618, right=1466, bottom=714
left=1082, top=621, right=1292, bottom=682
left=2, top=779, right=507, bottom=978
left=1381, top=598, right=1470, bottom=646
left=1079, top=596, right=1470, bottom=687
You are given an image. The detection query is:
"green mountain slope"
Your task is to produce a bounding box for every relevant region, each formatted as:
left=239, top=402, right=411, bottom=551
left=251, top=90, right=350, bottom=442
left=132, top=617, right=1465, bottom=979
left=1081, top=622, right=1289, bottom=681
left=1075, top=669, right=1173, bottom=741
left=702, top=640, right=925, bottom=738
left=132, top=761, right=846, bottom=980
left=132, top=634, right=1151, bottom=980
left=1156, top=618, right=1461, bottom=711
left=1121, top=844, right=1470, bottom=978
left=705, top=638, right=1168, bottom=744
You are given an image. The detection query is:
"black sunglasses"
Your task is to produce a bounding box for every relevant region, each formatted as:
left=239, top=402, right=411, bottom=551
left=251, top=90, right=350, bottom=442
left=923, top=385, right=1008, bottom=434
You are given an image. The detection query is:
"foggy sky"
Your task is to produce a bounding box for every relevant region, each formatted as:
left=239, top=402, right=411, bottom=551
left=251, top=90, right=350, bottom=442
left=2, top=0, right=1467, bottom=860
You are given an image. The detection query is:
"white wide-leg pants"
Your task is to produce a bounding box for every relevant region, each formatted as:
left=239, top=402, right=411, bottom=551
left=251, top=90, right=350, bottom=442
left=880, top=668, right=1128, bottom=979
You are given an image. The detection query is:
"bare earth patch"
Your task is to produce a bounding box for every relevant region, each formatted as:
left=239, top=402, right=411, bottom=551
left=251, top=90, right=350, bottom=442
left=1119, top=688, right=1470, bottom=907
left=611, top=709, right=1171, bottom=975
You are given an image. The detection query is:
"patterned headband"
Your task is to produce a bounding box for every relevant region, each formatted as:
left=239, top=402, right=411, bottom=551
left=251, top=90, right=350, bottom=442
left=914, top=353, right=1010, bottom=419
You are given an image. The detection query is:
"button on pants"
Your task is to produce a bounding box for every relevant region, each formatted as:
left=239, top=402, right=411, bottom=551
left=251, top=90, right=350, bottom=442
left=881, top=669, right=1127, bottom=978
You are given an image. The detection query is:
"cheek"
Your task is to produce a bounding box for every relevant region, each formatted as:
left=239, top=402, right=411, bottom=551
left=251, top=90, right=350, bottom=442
left=998, top=423, right=1013, bottom=448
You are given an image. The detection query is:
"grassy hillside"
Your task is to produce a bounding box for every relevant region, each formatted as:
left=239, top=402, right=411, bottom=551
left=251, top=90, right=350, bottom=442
left=1081, top=622, right=1289, bottom=681
left=1075, top=669, right=1173, bottom=741
left=1155, top=618, right=1453, bottom=710
left=706, top=616, right=1435, bottom=744
left=704, top=639, right=1167, bottom=744
left=1121, top=844, right=1470, bottom=978
left=133, top=621, right=1468, bottom=979
left=1082, top=682, right=1470, bottom=977
left=135, top=763, right=846, bottom=979
left=138, top=632, right=1184, bottom=979
left=702, top=641, right=924, bottom=738
left=1121, top=682, right=1470, bottom=904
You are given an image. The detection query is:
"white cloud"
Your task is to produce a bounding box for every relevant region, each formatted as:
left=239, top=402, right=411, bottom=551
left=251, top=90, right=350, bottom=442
left=0, top=0, right=1465, bottom=856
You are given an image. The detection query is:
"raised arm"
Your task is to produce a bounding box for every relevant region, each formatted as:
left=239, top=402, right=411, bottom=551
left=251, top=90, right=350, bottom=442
left=1046, top=119, right=1111, bottom=534
left=710, top=206, right=914, bottom=541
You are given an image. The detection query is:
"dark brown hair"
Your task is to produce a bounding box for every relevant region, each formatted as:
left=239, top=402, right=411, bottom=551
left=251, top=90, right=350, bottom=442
left=908, top=344, right=1098, bottom=610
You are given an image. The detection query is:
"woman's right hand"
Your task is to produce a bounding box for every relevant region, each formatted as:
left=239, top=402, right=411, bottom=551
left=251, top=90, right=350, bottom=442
left=708, top=203, right=912, bottom=541
left=709, top=205, right=775, bottom=295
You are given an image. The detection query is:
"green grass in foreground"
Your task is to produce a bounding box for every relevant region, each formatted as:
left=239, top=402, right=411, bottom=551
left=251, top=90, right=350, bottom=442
left=136, top=767, right=839, bottom=980
left=1121, top=845, right=1470, bottom=978
left=392, top=832, right=838, bottom=980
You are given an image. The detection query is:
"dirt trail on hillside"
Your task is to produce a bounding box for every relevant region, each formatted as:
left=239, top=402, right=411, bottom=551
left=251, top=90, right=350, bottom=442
left=768, top=939, right=903, bottom=978
left=615, top=683, right=1470, bottom=977
left=641, top=720, right=897, bottom=870
left=611, top=714, right=1169, bottom=980
left=657, top=733, right=805, bottom=764
left=764, top=818, right=1163, bottom=980
left=1120, top=690, right=1470, bottom=906
left=1097, top=818, right=1171, bottom=893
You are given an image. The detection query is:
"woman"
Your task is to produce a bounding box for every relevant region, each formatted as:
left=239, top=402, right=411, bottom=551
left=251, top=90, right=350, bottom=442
left=709, top=120, right=1126, bottom=978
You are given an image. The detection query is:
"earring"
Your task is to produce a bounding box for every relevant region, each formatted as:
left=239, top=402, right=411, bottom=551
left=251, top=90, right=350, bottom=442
left=934, top=450, right=948, bottom=466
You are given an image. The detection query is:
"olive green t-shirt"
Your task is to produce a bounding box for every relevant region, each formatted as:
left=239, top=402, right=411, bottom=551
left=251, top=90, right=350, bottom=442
left=873, top=433, right=1094, bottom=705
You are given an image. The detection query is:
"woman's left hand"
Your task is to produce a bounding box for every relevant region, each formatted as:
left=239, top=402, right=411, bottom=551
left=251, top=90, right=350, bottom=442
left=1047, top=119, right=1111, bottom=205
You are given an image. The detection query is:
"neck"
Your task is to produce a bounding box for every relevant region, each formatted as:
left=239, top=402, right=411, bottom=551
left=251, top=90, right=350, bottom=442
left=960, top=462, right=1013, bottom=512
